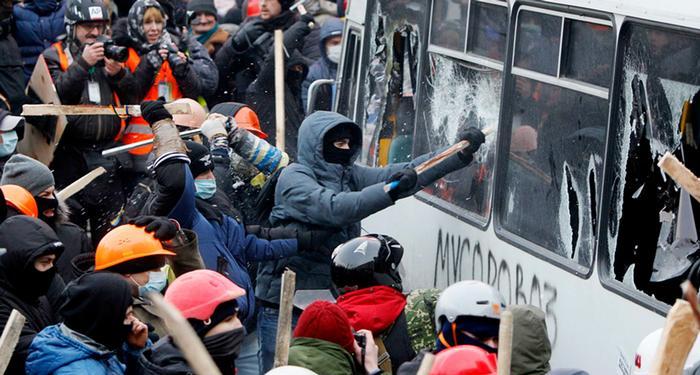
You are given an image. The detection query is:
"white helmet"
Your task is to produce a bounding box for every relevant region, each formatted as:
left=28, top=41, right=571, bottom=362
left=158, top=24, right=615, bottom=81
left=172, top=98, right=207, bottom=128
left=266, top=366, right=319, bottom=375
left=633, top=328, right=700, bottom=374
left=434, top=280, right=506, bottom=332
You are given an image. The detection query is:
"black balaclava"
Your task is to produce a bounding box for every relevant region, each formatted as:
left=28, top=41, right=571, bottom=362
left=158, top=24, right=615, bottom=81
left=0, top=216, right=64, bottom=300
left=188, top=300, right=245, bottom=374
left=323, top=123, right=360, bottom=165
left=435, top=315, right=500, bottom=354
left=35, top=195, right=59, bottom=228
left=60, top=272, right=133, bottom=350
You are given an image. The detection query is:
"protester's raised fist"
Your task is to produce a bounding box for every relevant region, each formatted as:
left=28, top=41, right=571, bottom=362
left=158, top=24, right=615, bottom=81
left=200, top=114, right=229, bottom=140
left=140, top=100, right=172, bottom=125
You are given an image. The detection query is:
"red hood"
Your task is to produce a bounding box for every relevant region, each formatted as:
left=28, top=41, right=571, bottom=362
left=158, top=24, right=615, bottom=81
left=336, top=286, right=407, bottom=334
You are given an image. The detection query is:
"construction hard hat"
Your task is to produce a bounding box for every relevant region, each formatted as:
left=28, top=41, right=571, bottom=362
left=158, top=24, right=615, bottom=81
left=0, top=184, right=38, bottom=218
left=434, top=280, right=506, bottom=332
left=164, top=269, right=246, bottom=321
left=429, top=345, right=498, bottom=375
left=234, top=106, right=267, bottom=139
left=265, top=366, right=319, bottom=375
left=633, top=328, right=700, bottom=374
left=94, top=224, right=175, bottom=271
left=172, top=98, right=207, bottom=128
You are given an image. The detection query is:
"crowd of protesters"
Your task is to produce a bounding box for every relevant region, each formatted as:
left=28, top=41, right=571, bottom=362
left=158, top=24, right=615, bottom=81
left=0, top=0, right=675, bottom=373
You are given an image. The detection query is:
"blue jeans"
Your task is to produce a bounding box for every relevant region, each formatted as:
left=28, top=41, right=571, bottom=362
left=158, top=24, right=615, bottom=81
left=257, top=306, right=301, bottom=373
left=236, top=329, right=260, bottom=375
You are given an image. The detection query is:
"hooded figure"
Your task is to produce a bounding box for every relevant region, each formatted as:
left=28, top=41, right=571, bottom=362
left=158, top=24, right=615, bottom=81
left=256, top=111, right=484, bottom=372
left=302, top=16, right=344, bottom=112
left=0, top=215, right=64, bottom=374
left=26, top=272, right=149, bottom=374
left=510, top=305, right=552, bottom=375
left=12, top=0, right=65, bottom=81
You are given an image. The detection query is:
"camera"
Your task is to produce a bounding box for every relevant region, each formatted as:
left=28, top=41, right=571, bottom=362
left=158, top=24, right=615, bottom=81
left=95, top=35, right=128, bottom=62
left=354, top=332, right=366, bottom=349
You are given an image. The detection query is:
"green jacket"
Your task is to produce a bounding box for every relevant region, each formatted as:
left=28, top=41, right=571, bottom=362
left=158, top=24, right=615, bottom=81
left=289, top=337, right=361, bottom=375
left=510, top=305, right=552, bottom=375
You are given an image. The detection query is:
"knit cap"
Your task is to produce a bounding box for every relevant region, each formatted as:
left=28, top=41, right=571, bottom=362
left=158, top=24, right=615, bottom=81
left=293, top=301, right=355, bottom=354
left=1, top=154, right=54, bottom=196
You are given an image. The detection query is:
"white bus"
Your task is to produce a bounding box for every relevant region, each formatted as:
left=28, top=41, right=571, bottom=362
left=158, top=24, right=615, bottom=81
left=322, top=0, right=700, bottom=372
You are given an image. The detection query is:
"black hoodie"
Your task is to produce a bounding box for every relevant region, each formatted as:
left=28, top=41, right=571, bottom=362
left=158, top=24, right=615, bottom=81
left=0, top=215, right=64, bottom=374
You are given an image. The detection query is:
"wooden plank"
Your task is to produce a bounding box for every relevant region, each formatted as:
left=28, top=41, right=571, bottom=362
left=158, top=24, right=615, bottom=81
left=0, top=309, right=27, bottom=374
left=649, top=299, right=699, bottom=375
left=55, top=167, right=106, bottom=201
left=414, top=127, right=494, bottom=175
left=658, top=152, right=700, bottom=203
left=21, top=102, right=192, bottom=117
left=273, top=269, right=296, bottom=368
left=415, top=353, right=435, bottom=375
left=274, top=29, right=285, bottom=152
left=497, top=310, right=514, bottom=375
left=146, top=293, right=222, bottom=375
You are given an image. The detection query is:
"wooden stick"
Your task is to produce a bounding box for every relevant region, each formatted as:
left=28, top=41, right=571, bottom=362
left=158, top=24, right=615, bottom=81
left=55, top=167, right=106, bottom=201
left=146, top=293, right=222, bottom=375
left=21, top=102, right=192, bottom=117
left=274, top=29, right=285, bottom=152
left=274, top=269, right=296, bottom=368
left=497, top=310, right=514, bottom=375
left=414, top=127, right=494, bottom=175
left=649, top=299, right=699, bottom=375
left=682, top=281, right=700, bottom=327
left=658, top=152, right=700, bottom=203
left=415, top=353, right=436, bottom=375
left=0, top=310, right=26, bottom=374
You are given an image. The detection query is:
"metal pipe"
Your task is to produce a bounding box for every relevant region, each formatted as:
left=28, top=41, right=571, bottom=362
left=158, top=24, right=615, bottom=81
left=102, top=129, right=201, bottom=157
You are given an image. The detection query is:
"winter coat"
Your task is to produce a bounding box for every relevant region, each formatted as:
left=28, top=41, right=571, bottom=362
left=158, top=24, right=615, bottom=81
left=255, top=111, right=470, bottom=305
left=137, top=337, right=192, bottom=375
left=288, top=337, right=361, bottom=375
left=26, top=324, right=146, bottom=375
left=396, top=350, right=428, bottom=375
left=197, top=25, right=230, bottom=58
left=0, top=216, right=64, bottom=374
left=511, top=305, right=551, bottom=375
left=0, top=34, right=26, bottom=115
left=53, top=202, right=93, bottom=283
left=42, top=40, right=131, bottom=146
left=301, top=17, right=343, bottom=112
left=147, top=159, right=297, bottom=328
left=12, top=0, right=65, bottom=82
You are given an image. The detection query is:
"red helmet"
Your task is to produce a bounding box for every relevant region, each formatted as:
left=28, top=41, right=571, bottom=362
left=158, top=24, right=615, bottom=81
left=430, top=345, right=498, bottom=375
left=164, top=269, right=246, bottom=320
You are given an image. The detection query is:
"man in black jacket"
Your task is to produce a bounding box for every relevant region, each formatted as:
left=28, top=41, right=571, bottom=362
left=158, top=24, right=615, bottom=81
left=0, top=215, right=65, bottom=374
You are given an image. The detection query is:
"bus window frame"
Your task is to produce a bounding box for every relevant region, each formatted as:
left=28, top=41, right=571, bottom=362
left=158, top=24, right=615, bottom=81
left=335, top=22, right=366, bottom=123
left=595, top=17, right=700, bottom=317
left=492, top=0, right=616, bottom=280
left=412, top=0, right=508, bottom=229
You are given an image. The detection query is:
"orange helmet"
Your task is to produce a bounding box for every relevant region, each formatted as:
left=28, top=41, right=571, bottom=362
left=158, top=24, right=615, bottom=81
left=234, top=106, right=268, bottom=139
left=0, top=185, right=38, bottom=218
left=95, top=224, right=175, bottom=271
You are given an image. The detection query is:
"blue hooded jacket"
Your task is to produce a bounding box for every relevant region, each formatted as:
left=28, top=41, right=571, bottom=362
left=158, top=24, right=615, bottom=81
left=26, top=324, right=145, bottom=375
left=302, top=17, right=344, bottom=110
left=13, top=0, right=65, bottom=82
left=256, top=111, right=470, bottom=304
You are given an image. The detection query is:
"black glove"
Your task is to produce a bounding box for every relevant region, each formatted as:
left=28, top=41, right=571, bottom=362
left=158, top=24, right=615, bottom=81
left=283, top=18, right=312, bottom=50
left=232, top=20, right=266, bottom=51
left=386, top=169, right=418, bottom=202
left=140, top=100, right=172, bottom=125
left=457, top=127, right=486, bottom=164
left=168, top=53, right=189, bottom=77
left=129, top=216, right=178, bottom=241
left=297, top=229, right=334, bottom=253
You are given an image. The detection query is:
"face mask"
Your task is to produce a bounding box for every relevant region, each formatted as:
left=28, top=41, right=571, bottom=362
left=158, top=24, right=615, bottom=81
left=323, top=145, right=355, bottom=165
left=139, top=270, right=168, bottom=296
left=195, top=178, right=217, bottom=200
left=0, top=130, right=18, bottom=157
left=326, top=43, right=341, bottom=64
left=36, top=196, right=59, bottom=226
left=203, top=327, right=246, bottom=374
left=22, top=265, right=55, bottom=300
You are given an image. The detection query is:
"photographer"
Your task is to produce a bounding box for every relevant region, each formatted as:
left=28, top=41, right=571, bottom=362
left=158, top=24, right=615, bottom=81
left=117, top=0, right=217, bottom=159
left=42, top=0, right=132, bottom=242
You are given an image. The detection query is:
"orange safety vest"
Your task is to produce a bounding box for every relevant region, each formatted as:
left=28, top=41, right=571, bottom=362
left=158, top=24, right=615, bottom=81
left=123, top=48, right=183, bottom=155
left=52, top=42, right=126, bottom=143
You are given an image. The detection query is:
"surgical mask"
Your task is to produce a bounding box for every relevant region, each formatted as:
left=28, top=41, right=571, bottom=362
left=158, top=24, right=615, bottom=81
left=139, top=270, right=168, bottom=296
left=0, top=130, right=18, bottom=157
left=194, top=179, right=217, bottom=200
left=326, top=44, right=341, bottom=64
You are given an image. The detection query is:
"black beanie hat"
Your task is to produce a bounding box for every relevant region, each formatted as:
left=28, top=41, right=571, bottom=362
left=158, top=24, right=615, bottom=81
left=188, top=299, right=239, bottom=337
left=61, top=272, right=133, bottom=350
left=280, top=0, right=295, bottom=11
left=187, top=0, right=217, bottom=21
left=185, top=141, right=214, bottom=178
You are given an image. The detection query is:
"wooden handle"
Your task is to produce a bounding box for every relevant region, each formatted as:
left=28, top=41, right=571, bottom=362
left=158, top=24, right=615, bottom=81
left=147, top=293, right=222, bottom=375
left=415, top=353, right=435, bottom=375
left=658, top=152, right=700, bottom=203
left=415, top=127, right=494, bottom=175
left=497, top=310, right=514, bottom=375
left=274, top=269, right=297, bottom=368
left=649, top=299, right=699, bottom=375
left=55, top=167, right=106, bottom=201
left=0, top=310, right=26, bottom=374
left=274, top=30, right=285, bottom=152
left=21, top=102, right=192, bottom=117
